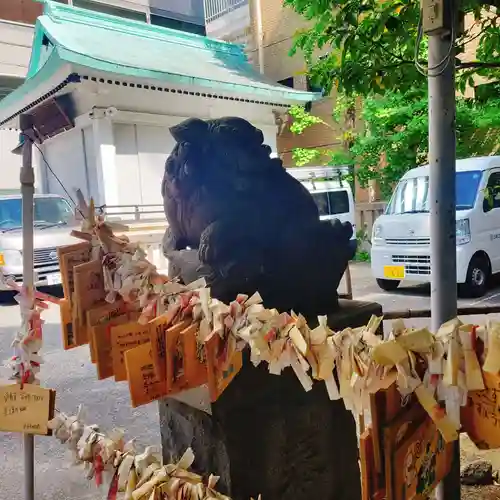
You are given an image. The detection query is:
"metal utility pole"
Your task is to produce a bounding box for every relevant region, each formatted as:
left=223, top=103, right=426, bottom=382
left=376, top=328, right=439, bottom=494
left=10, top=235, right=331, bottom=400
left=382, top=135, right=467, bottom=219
left=20, top=117, right=35, bottom=500
left=423, top=0, right=460, bottom=498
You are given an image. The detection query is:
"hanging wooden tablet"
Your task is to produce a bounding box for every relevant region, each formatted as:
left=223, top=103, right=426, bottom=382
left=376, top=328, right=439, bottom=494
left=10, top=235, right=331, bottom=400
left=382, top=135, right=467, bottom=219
left=205, top=332, right=243, bottom=402
left=165, top=321, right=193, bottom=394
left=124, top=342, right=168, bottom=408
left=57, top=242, right=91, bottom=304
left=392, top=415, right=453, bottom=500
left=461, top=371, right=500, bottom=449
left=383, top=399, right=427, bottom=500
left=368, top=374, right=400, bottom=478
left=181, top=322, right=208, bottom=389
left=147, top=305, right=181, bottom=381
left=59, top=298, right=75, bottom=350
left=73, top=259, right=105, bottom=345
left=360, top=428, right=376, bottom=500
left=87, top=300, right=137, bottom=364
left=91, top=310, right=140, bottom=380
left=110, top=321, right=151, bottom=382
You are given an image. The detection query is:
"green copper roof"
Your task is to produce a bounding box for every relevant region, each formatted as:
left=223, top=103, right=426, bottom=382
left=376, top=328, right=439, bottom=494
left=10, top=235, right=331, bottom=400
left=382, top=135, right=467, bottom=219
left=4, top=0, right=317, bottom=115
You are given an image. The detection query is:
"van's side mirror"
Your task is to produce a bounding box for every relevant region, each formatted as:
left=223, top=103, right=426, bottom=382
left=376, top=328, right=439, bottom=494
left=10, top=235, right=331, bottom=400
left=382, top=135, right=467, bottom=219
left=483, top=198, right=492, bottom=213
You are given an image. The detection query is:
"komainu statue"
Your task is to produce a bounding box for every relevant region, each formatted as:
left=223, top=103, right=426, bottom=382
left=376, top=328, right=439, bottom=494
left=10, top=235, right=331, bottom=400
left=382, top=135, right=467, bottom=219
left=160, top=117, right=361, bottom=500
left=161, top=116, right=354, bottom=317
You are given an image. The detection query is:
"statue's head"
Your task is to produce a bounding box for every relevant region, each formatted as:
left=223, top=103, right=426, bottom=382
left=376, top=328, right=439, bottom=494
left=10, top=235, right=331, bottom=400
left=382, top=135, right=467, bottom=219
left=162, top=117, right=285, bottom=199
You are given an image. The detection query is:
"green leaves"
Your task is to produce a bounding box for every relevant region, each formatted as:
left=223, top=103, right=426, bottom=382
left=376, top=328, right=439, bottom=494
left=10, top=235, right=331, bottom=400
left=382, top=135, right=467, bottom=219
left=289, top=88, right=500, bottom=199
left=285, top=0, right=500, bottom=97
left=288, top=105, right=326, bottom=134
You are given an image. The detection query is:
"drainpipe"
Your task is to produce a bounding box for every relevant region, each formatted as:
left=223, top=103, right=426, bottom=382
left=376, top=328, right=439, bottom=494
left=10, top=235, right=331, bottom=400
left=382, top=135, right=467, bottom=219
left=253, top=0, right=264, bottom=74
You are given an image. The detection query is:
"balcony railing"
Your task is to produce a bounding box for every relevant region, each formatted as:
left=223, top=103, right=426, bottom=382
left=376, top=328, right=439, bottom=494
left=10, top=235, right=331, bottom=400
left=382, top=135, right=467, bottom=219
left=204, top=0, right=248, bottom=23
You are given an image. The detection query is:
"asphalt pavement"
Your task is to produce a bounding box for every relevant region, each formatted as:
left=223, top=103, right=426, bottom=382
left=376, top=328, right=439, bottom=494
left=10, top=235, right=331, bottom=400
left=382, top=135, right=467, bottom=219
left=0, top=263, right=499, bottom=499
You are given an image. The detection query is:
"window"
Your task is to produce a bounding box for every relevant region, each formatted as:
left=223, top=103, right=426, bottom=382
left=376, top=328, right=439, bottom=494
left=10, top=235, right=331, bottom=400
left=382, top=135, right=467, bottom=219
left=311, top=191, right=350, bottom=216
left=0, top=197, right=74, bottom=231
left=0, top=76, right=23, bottom=101
left=72, top=0, right=147, bottom=22
left=278, top=77, right=294, bottom=89
left=483, top=172, right=500, bottom=212
left=150, top=14, right=206, bottom=35
left=387, top=170, right=483, bottom=215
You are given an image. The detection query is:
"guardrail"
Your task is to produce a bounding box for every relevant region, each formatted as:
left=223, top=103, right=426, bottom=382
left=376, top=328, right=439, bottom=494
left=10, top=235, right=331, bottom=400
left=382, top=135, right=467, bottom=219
left=96, top=204, right=165, bottom=222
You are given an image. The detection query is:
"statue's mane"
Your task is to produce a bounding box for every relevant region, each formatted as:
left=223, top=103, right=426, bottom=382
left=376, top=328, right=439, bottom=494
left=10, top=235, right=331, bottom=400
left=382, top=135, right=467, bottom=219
left=164, top=117, right=285, bottom=198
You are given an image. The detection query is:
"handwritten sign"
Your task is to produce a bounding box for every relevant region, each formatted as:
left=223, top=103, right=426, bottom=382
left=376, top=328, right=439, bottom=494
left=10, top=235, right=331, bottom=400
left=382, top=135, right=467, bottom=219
left=0, top=384, right=55, bottom=435
left=91, top=311, right=139, bottom=380
left=392, top=415, right=452, bottom=500
left=461, top=371, right=500, bottom=449
left=72, top=260, right=105, bottom=345
left=87, top=300, right=137, bottom=364
left=57, top=242, right=91, bottom=304
left=147, top=306, right=182, bottom=381
left=110, top=322, right=151, bottom=382
left=124, top=342, right=168, bottom=408
left=205, top=332, right=243, bottom=402
left=59, top=298, right=75, bottom=350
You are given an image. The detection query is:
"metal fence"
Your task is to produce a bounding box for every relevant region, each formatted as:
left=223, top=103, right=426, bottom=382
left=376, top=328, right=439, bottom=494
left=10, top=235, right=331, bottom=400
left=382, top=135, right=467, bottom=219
left=204, top=0, right=248, bottom=23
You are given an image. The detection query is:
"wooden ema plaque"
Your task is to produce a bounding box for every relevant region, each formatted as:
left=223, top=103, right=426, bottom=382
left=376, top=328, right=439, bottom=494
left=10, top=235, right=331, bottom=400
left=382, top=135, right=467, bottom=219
left=165, top=320, right=191, bottom=394
left=73, top=260, right=106, bottom=345
left=124, top=342, right=168, bottom=408
left=87, top=300, right=136, bottom=364
left=391, top=416, right=452, bottom=500
left=57, top=242, right=91, bottom=305
left=205, top=332, right=243, bottom=402
left=110, top=321, right=151, bottom=382
left=382, top=398, right=452, bottom=500
left=369, top=376, right=405, bottom=478
left=0, top=384, right=56, bottom=436
left=181, top=323, right=208, bottom=388
left=91, top=310, right=140, bottom=380
left=59, top=298, right=75, bottom=350
left=360, top=428, right=378, bottom=500
left=461, top=371, right=500, bottom=449
left=147, top=306, right=182, bottom=381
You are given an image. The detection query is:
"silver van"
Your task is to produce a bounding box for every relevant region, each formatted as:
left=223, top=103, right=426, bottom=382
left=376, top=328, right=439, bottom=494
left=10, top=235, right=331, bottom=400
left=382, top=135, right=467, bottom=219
left=0, top=193, right=80, bottom=290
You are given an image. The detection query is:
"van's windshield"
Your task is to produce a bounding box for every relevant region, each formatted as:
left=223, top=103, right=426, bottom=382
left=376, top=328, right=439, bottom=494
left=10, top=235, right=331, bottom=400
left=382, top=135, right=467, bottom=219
left=311, top=190, right=350, bottom=216
left=386, top=170, right=483, bottom=215
left=0, top=197, right=74, bottom=231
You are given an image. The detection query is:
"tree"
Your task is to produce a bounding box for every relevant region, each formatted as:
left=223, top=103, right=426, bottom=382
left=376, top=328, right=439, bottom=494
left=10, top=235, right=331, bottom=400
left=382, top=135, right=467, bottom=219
left=284, top=0, right=500, bottom=97
left=289, top=87, right=500, bottom=198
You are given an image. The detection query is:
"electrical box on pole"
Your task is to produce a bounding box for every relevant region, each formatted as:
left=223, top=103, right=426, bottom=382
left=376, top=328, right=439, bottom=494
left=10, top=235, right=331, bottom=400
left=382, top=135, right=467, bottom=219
left=421, top=0, right=452, bottom=35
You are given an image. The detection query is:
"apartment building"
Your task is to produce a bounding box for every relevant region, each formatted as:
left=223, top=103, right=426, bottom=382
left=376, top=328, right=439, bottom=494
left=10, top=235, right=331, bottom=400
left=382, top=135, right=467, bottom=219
left=203, top=0, right=372, bottom=200
left=0, top=0, right=206, bottom=192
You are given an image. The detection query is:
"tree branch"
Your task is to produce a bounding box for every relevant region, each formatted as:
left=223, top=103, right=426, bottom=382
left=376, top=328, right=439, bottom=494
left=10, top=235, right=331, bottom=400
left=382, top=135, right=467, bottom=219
left=458, top=61, right=500, bottom=69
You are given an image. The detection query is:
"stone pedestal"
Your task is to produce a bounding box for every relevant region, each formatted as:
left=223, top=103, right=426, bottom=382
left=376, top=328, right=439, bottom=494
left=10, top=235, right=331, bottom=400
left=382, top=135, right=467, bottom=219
left=159, top=299, right=383, bottom=500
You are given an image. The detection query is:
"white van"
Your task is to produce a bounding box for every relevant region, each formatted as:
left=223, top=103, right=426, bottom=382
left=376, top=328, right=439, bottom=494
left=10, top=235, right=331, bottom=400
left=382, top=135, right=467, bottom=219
left=286, top=166, right=357, bottom=254
left=371, top=156, right=500, bottom=297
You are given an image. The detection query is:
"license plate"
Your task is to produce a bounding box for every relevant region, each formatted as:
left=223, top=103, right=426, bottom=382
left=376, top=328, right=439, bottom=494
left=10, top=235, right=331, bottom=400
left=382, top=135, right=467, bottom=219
left=46, top=273, right=62, bottom=286
left=383, top=265, right=405, bottom=279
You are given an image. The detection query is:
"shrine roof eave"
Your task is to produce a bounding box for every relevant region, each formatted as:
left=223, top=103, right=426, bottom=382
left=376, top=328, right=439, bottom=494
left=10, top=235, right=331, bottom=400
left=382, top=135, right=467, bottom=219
left=0, top=1, right=320, bottom=128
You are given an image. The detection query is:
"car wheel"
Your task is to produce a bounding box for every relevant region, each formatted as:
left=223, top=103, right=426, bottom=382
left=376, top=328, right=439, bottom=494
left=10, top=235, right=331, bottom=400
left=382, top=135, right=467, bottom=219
left=376, top=278, right=401, bottom=292
left=461, top=255, right=490, bottom=298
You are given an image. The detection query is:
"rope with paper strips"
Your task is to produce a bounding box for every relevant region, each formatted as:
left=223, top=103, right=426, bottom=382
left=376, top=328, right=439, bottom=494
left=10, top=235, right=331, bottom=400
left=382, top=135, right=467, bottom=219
left=62, top=192, right=500, bottom=445
left=48, top=406, right=251, bottom=500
